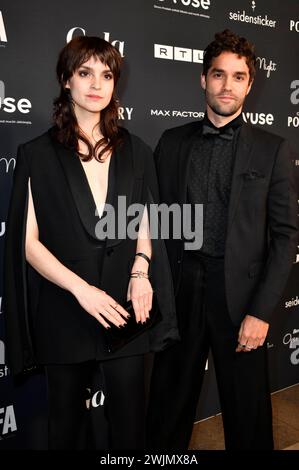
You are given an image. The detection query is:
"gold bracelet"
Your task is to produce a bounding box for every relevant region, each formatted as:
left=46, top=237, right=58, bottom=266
left=130, top=270, right=149, bottom=279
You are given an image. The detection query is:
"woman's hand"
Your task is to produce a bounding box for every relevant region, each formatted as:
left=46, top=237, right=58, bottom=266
left=127, top=277, right=153, bottom=324
left=73, top=282, right=129, bottom=329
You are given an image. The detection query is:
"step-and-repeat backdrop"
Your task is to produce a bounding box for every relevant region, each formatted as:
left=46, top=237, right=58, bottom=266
left=0, top=0, right=298, bottom=449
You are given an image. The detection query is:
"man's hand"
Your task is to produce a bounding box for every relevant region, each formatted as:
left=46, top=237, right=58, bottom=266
left=236, top=314, right=269, bottom=352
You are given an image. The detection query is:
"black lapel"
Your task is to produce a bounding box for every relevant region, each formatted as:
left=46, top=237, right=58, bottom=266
left=227, top=123, right=254, bottom=235
left=49, top=129, right=134, bottom=244
left=49, top=130, right=101, bottom=241
left=106, top=129, right=134, bottom=248
left=178, top=120, right=203, bottom=205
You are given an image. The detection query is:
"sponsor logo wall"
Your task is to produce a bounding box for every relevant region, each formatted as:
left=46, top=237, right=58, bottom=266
left=283, top=329, right=299, bottom=366
left=154, top=43, right=204, bottom=62
left=0, top=11, right=7, bottom=44
left=0, top=0, right=298, bottom=448
left=290, top=19, right=299, bottom=32
left=228, top=1, right=277, bottom=28
left=256, top=55, right=277, bottom=78
left=289, top=79, right=299, bottom=128
left=153, top=0, right=211, bottom=18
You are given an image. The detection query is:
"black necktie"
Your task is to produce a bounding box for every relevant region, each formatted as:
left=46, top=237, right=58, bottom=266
left=202, top=124, right=234, bottom=141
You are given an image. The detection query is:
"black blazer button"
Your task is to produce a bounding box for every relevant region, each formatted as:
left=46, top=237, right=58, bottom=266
left=107, top=248, right=114, bottom=256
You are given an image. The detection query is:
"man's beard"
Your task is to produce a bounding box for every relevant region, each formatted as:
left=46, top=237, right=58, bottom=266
left=206, top=91, right=244, bottom=117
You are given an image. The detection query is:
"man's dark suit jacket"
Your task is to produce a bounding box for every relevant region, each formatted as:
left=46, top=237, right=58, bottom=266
left=4, top=127, right=179, bottom=375
left=155, top=120, right=298, bottom=326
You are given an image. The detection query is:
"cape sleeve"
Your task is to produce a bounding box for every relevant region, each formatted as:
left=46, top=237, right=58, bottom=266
left=3, top=144, right=36, bottom=376
left=139, top=140, right=180, bottom=351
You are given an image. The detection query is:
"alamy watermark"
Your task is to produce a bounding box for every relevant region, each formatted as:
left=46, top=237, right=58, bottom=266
left=95, top=196, right=203, bottom=250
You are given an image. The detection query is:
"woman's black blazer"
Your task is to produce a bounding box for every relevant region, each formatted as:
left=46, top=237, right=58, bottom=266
left=4, top=127, right=179, bottom=375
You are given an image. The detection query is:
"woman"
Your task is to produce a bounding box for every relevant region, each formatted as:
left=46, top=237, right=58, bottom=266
left=4, top=36, right=178, bottom=450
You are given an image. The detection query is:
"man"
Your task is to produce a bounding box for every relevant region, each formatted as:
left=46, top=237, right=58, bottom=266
left=147, top=30, right=298, bottom=450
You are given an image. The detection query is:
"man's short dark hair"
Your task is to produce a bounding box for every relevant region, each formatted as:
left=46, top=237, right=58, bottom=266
left=203, top=29, right=256, bottom=82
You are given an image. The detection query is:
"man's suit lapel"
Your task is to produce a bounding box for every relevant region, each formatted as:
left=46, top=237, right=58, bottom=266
left=177, top=121, right=254, bottom=236
left=178, top=121, right=202, bottom=205
left=227, top=124, right=254, bottom=235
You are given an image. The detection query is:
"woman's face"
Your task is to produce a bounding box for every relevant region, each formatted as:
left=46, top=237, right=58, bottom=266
left=65, top=56, right=114, bottom=119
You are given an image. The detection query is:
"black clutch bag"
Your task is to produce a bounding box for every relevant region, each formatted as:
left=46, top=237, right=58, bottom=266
left=104, top=294, right=161, bottom=353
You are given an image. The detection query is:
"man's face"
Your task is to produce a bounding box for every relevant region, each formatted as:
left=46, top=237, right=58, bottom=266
left=201, top=51, right=252, bottom=118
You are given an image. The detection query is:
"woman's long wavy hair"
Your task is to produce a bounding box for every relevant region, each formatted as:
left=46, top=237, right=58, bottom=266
left=53, top=36, right=122, bottom=162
